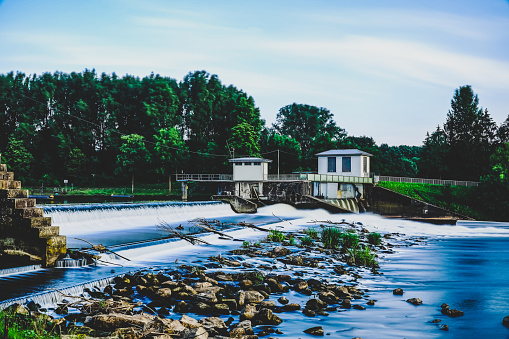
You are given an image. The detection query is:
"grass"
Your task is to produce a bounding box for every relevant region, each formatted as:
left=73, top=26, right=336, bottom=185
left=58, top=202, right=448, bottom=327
left=0, top=309, right=59, bottom=339
left=377, top=181, right=480, bottom=219
left=300, top=236, right=315, bottom=246
left=320, top=227, right=342, bottom=249
left=367, top=232, right=382, bottom=246
left=348, top=246, right=378, bottom=267
left=267, top=229, right=285, bottom=242
left=25, top=183, right=182, bottom=196
left=303, top=228, right=319, bottom=240
left=341, top=232, right=359, bottom=249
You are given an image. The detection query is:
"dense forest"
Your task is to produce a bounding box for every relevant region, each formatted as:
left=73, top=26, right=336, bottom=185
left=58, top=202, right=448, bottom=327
left=1, top=70, right=508, bottom=199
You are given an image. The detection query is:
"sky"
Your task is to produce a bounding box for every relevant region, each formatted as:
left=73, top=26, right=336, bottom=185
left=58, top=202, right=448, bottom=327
left=0, top=0, right=508, bottom=146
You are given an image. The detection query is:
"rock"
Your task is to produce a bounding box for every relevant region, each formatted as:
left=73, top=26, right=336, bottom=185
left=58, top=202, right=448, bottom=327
left=282, top=303, right=301, bottom=311
left=155, top=287, right=172, bottom=300
left=393, top=288, right=404, bottom=295
left=439, top=324, right=449, bottom=331
left=353, top=305, right=366, bottom=310
left=430, top=319, right=441, bottom=323
left=158, top=306, right=170, bottom=315
left=294, top=281, right=308, bottom=291
left=215, top=274, right=233, bottom=281
left=272, top=246, right=291, bottom=257
left=341, top=299, right=352, bottom=309
left=194, top=302, right=211, bottom=314
left=212, top=303, right=230, bottom=315
left=161, top=280, right=178, bottom=288
left=266, top=278, right=284, bottom=293
left=306, top=298, right=327, bottom=311
left=199, top=316, right=227, bottom=332
left=304, top=326, right=325, bottom=336
left=85, top=312, right=155, bottom=331
left=406, top=298, right=423, bottom=305
left=174, top=301, right=190, bottom=313
left=230, top=320, right=254, bottom=337
left=252, top=308, right=283, bottom=326
left=240, top=279, right=253, bottom=290
left=240, top=304, right=257, bottom=321
left=180, top=314, right=201, bottom=329
left=318, top=291, right=338, bottom=304
left=367, top=300, right=376, bottom=306
left=243, top=290, right=266, bottom=304
left=446, top=309, right=464, bottom=317
left=278, top=296, right=289, bottom=305
left=5, top=303, right=29, bottom=315
left=316, top=310, right=329, bottom=316
left=503, top=316, right=509, bottom=327
left=333, top=286, right=352, bottom=298
left=195, top=290, right=218, bottom=303
left=144, top=317, right=186, bottom=335
left=302, top=308, right=316, bottom=317
left=193, top=281, right=213, bottom=291
left=260, top=300, right=276, bottom=309
left=181, top=326, right=209, bottom=339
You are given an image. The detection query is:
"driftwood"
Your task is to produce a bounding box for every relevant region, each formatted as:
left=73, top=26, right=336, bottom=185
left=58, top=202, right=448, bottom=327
left=272, top=213, right=292, bottom=225
left=189, top=218, right=246, bottom=241
left=308, top=220, right=356, bottom=227
left=74, top=238, right=131, bottom=261
left=157, top=221, right=210, bottom=245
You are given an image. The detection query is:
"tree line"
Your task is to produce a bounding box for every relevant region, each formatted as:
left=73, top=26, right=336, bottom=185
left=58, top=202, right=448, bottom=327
left=1, top=70, right=508, bottom=193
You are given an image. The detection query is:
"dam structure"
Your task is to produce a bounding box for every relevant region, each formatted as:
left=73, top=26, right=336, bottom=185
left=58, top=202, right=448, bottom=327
left=0, top=155, right=66, bottom=268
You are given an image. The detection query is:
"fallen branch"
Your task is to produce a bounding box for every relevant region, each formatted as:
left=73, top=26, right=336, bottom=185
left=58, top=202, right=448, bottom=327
left=157, top=221, right=210, bottom=245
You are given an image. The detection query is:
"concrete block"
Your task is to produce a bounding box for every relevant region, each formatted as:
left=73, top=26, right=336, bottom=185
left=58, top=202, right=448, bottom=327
left=0, top=172, right=14, bottom=180
left=0, top=189, right=29, bottom=199
left=7, top=198, right=36, bottom=209
left=44, top=235, right=67, bottom=267
left=0, top=164, right=6, bottom=172
left=0, top=180, right=21, bottom=190
left=33, top=226, right=60, bottom=238
left=21, top=217, right=52, bottom=228
left=13, top=207, right=44, bottom=218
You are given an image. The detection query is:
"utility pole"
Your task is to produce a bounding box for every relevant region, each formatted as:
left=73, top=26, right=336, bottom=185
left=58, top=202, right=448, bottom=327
left=277, top=149, right=280, bottom=180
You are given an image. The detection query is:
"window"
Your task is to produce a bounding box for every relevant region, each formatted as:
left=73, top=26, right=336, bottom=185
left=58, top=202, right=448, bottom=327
left=327, top=157, right=336, bottom=172
left=253, top=162, right=261, bottom=166
left=244, top=162, right=252, bottom=166
left=342, top=157, right=351, bottom=172
left=363, top=157, right=368, bottom=173
left=235, top=162, right=242, bottom=166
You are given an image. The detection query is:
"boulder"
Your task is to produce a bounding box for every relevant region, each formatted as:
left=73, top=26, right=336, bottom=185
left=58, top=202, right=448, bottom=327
left=406, top=298, right=423, bottom=305
left=278, top=296, right=289, bottom=305
left=303, top=308, right=316, bottom=317
left=318, top=291, right=338, bottom=304
left=272, top=246, right=291, bottom=257
left=181, top=327, right=209, bottom=339
left=503, top=315, right=509, bottom=328
left=199, top=316, right=227, bottom=332
left=230, top=320, right=254, bottom=337
left=240, top=279, right=253, bottom=290
left=266, top=278, right=284, bottom=293
left=282, top=303, right=301, bottom=312
left=341, top=299, right=352, bottom=309
left=294, top=281, right=308, bottom=291
left=85, top=313, right=155, bottom=331
left=304, top=326, right=324, bottom=336
left=243, top=290, right=266, bottom=304
left=393, top=288, right=404, bottom=295
left=240, top=304, right=257, bottom=321
left=154, top=288, right=172, bottom=300
left=306, top=298, right=327, bottom=311
left=252, top=308, right=283, bottom=326
left=195, top=290, right=218, bottom=303
left=179, top=314, right=201, bottom=329
left=212, top=303, right=230, bottom=315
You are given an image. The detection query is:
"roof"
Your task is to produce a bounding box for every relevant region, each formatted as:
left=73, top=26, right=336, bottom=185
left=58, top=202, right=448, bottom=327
left=228, top=157, right=273, bottom=163
left=315, top=149, right=373, bottom=157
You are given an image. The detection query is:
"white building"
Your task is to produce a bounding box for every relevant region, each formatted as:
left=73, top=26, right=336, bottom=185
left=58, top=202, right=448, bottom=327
left=314, top=149, right=372, bottom=199
left=228, top=157, right=272, bottom=198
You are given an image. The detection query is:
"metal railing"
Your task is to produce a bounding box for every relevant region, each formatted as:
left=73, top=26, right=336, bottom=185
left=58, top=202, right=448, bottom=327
left=176, top=174, right=233, bottom=181
left=374, top=175, right=479, bottom=187
left=305, top=173, right=373, bottom=184
left=267, top=174, right=305, bottom=181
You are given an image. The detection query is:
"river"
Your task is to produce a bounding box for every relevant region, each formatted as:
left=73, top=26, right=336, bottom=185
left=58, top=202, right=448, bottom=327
left=1, top=202, right=509, bottom=338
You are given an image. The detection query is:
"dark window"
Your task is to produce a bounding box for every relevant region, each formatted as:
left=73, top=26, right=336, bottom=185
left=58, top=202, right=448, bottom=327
left=235, top=162, right=242, bottom=166
left=244, top=162, right=252, bottom=166
left=253, top=162, right=261, bottom=166
left=342, top=157, right=351, bottom=172
left=363, top=157, right=368, bottom=173
left=327, top=157, right=336, bottom=172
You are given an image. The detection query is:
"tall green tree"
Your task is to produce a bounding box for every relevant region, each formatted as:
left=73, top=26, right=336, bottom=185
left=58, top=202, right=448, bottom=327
left=259, top=127, right=301, bottom=174
left=419, top=126, right=448, bottom=178
left=154, top=127, right=188, bottom=193
left=228, top=122, right=260, bottom=157
left=443, top=85, right=497, bottom=180
left=274, top=103, right=346, bottom=170
left=3, top=138, right=33, bottom=183
left=116, top=134, right=150, bottom=193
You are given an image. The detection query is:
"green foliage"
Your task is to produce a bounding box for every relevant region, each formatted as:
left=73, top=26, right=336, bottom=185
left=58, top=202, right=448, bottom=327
left=229, top=122, right=260, bottom=156
left=3, top=138, right=33, bottom=182
left=348, top=246, right=378, bottom=267
left=288, top=235, right=296, bottom=246
left=242, top=241, right=250, bottom=248
left=367, top=232, right=382, bottom=246
left=0, top=309, right=59, bottom=339
left=320, top=227, right=342, bottom=249
left=267, top=229, right=285, bottom=242
left=300, top=235, right=314, bottom=246
left=304, top=227, right=319, bottom=239
left=341, top=232, right=359, bottom=249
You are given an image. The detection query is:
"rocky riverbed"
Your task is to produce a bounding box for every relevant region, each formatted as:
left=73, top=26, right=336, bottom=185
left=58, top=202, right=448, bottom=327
left=2, top=220, right=467, bottom=338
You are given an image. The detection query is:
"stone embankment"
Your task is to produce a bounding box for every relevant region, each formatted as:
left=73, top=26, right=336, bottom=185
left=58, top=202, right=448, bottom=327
left=0, top=155, right=66, bottom=267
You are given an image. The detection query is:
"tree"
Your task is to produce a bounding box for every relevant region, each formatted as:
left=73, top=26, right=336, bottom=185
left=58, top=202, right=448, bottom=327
left=116, top=134, right=150, bottom=193
left=154, top=128, right=188, bottom=193
left=274, top=103, right=346, bottom=170
left=228, top=122, right=260, bottom=157
left=443, top=85, right=497, bottom=180
left=498, top=115, right=509, bottom=144
left=3, top=138, right=34, bottom=183
left=260, top=127, right=301, bottom=173
left=419, top=126, right=448, bottom=178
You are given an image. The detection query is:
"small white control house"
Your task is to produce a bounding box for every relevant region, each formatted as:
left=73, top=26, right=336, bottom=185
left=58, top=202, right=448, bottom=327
left=314, top=149, right=372, bottom=199
left=228, top=157, right=272, bottom=198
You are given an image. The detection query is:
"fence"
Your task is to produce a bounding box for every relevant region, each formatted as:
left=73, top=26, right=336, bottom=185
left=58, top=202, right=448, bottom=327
left=176, top=174, right=233, bottom=181
left=374, top=175, right=479, bottom=187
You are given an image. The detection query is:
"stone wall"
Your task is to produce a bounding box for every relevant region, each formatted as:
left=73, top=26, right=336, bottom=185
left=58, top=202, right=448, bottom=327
left=0, top=155, right=66, bottom=267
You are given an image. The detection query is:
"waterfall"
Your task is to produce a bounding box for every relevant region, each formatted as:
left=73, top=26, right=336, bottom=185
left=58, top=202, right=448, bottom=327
left=44, top=201, right=234, bottom=237
left=55, top=255, right=89, bottom=268
left=0, top=275, right=116, bottom=310
left=0, top=265, right=42, bottom=277
left=326, top=198, right=359, bottom=213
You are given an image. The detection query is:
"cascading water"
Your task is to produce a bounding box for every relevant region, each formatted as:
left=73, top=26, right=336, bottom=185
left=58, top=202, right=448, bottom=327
left=55, top=254, right=89, bottom=268
left=326, top=198, right=359, bottom=213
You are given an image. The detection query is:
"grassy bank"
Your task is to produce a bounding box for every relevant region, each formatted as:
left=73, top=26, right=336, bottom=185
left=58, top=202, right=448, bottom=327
left=377, top=181, right=481, bottom=219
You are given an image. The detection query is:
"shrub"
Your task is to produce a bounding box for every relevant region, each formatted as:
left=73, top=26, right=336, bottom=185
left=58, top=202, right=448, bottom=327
left=341, top=232, right=359, bottom=249
left=321, top=227, right=342, bottom=249
left=242, top=241, right=251, bottom=248
left=268, top=229, right=285, bottom=242
left=304, top=228, right=319, bottom=239
left=288, top=236, right=296, bottom=246
left=367, top=232, right=382, bottom=246
left=300, top=236, right=314, bottom=246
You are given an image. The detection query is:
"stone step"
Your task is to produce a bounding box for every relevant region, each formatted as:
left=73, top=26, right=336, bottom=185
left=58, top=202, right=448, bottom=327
left=33, top=226, right=60, bottom=238
left=0, top=164, right=6, bottom=172
left=21, top=217, right=52, bottom=228
left=13, top=207, right=44, bottom=218
left=6, top=198, right=37, bottom=209
left=0, top=172, right=14, bottom=180
left=0, top=180, right=21, bottom=190
left=0, top=189, right=29, bottom=199
left=42, top=235, right=67, bottom=267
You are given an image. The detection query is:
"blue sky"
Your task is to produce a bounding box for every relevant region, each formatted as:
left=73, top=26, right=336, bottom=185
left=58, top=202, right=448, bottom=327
left=1, top=0, right=508, bottom=146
